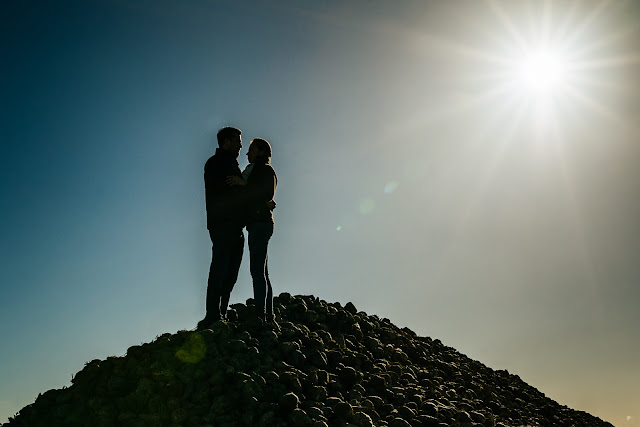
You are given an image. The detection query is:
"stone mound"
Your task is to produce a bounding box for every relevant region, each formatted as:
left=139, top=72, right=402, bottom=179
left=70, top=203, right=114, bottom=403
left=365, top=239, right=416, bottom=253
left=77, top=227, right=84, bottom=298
left=5, top=293, right=611, bottom=426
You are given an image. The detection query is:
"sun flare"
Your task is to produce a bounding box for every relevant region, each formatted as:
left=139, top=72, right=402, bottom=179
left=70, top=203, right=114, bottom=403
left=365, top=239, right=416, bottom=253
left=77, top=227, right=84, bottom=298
left=516, top=47, right=569, bottom=94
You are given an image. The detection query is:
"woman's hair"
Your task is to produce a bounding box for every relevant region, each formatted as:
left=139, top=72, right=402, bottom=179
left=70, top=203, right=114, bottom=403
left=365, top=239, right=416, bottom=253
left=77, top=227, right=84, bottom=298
left=251, top=138, right=272, bottom=159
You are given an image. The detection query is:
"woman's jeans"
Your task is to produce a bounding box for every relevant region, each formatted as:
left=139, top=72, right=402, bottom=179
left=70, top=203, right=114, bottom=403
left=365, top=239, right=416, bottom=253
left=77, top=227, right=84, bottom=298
left=247, top=222, right=274, bottom=317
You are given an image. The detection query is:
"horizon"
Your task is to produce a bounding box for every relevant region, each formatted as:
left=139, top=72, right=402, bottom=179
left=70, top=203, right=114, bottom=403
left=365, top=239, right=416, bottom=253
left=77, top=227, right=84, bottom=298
left=1, top=1, right=639, bottom=425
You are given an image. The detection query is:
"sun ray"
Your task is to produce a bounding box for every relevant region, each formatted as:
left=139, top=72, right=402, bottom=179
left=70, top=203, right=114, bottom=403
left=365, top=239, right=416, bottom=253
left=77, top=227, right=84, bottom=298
left=388, top=70, right=526, bottom=136
left=419, top=32, right=513, bottom=67
left=577, top=53, right=640, bottom=69
left=547, top=110, right=606, bottom=329
left=443, top=86, right=532, bottom=237
left=536, top=79, right=604, bottom=319
left=429, top=95, right=532, bottom=274
left=552, top=0, right=583, bottom=43
left=562, top=84, right=627, bottom=125
left=571, top=20, right=640, bottom=60
left=562, top=0, right=616, bottom=50
left=487, top=0, right=528, bottom=49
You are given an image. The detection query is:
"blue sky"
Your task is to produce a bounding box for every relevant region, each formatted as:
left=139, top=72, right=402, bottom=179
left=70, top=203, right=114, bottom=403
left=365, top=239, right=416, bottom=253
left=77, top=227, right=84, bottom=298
left=1, top=1, right=639, bottom=425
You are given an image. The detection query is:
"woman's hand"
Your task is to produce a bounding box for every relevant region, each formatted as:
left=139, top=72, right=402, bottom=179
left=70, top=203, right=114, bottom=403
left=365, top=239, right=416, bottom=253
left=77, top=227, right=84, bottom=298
left=226, top=176, right=246, bottom=186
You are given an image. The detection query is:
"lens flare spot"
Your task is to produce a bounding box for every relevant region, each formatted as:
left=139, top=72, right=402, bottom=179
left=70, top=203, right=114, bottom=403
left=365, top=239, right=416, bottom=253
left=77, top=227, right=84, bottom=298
left=359, top=198, right=375, bottom=215
left=175, top=333, right=206, bottom=364
left=384, top=181, right=399, bottom=194
left=336, top=225, right=342, bottom=231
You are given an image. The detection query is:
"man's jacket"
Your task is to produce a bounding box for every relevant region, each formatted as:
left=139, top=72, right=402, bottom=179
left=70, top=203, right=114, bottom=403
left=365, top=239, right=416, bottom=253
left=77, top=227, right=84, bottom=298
left=204, top=148, right=244, bottom=229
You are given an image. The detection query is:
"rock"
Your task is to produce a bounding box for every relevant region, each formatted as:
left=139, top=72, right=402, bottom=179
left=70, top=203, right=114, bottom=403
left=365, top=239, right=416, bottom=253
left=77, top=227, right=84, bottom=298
left=290, top=408, right=310, bottom=426
left=351, top=411, right=375, bottom=426
left=388, top=417, right=412, bottom=427
left=5, top=294, right=613, bottom=427
left=397, top=405, right=416, bottom=420
left=338, top=365, right=361, bottom=388
left=258, top=410, right=278, bottom=426
left=334, top=400, right=353, bottom=418
left=344, top=302, right=358, bottom=315
left=309, top=386, right=328, bottom=401
left=279, top=392, right=300, bottom=414
left=307, top=349, right=328, bottom=368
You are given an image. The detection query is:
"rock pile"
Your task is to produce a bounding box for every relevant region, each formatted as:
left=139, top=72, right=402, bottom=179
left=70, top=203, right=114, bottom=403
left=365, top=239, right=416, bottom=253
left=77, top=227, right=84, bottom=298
left=5, top=294, right=611, bottom=426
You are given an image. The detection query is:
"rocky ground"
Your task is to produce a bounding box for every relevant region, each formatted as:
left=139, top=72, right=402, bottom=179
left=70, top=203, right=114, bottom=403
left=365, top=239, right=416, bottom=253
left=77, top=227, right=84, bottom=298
left=5, top=293, right=612, bottom=426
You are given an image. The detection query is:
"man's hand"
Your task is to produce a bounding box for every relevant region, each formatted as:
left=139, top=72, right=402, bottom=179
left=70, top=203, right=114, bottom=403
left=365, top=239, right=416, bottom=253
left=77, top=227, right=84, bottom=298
left=226, top=176, right=246, bottom=186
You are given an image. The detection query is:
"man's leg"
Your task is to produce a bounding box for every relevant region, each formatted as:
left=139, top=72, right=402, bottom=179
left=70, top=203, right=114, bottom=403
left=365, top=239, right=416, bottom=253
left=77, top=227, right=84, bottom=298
left=206, top=230, right=221, bottom=320
left=220, top=226, right=245, bottom=318
left=206, top=227, right=241, bottom=320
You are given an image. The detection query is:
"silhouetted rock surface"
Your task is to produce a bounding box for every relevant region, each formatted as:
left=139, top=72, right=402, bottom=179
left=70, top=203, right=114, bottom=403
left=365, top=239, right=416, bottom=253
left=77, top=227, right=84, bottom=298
left=5, top=294, right=611, bottom=426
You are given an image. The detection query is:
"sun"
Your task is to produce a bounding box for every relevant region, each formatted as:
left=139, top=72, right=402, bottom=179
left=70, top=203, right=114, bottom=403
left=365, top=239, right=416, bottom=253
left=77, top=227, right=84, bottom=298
left=415, top=0, right=632, bottom=133
left=464, top=2, right=604, bottom=115
left=499, top=39, right=577, bottom=107
left=516, top=47, right=569, bottom=94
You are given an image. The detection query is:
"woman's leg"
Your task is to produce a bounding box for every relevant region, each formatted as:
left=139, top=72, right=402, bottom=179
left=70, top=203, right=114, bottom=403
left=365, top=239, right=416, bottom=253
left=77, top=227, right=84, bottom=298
left=248, top=222, right=273, bottom=316
left=265, top=254, right=274, bottom=318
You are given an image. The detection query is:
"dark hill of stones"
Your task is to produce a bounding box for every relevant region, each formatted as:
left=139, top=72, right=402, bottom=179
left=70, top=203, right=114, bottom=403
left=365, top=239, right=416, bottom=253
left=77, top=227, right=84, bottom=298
left=5, top=293, right=611, bottom=426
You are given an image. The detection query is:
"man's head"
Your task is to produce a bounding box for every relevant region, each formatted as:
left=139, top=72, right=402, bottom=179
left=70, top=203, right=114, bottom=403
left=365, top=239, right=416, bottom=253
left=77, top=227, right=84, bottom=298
left=217, top=127, right=242, bottom=157
left=247, top=138, right=272, bottom=164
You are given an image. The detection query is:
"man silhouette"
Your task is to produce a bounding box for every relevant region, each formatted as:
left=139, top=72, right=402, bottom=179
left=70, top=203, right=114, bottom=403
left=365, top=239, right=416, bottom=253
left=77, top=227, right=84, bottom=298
left=199, top=126, right=245, bottom=329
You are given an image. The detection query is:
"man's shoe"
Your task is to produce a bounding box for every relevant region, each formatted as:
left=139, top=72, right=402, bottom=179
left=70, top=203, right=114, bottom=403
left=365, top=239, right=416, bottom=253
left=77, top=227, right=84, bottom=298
left=196, top=313, right=226, bottom=330
left=196, top=317, right=212, bottom=330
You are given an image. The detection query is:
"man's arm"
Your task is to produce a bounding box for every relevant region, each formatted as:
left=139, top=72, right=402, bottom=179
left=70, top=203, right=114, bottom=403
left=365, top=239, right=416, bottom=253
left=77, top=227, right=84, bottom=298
left=226, top=167, right=276, bottom=210
left=226, top=176, right=275, bottom=210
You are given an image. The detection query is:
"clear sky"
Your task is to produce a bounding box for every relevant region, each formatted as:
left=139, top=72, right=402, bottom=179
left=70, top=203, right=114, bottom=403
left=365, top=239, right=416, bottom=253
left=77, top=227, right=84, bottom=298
left=1, top=0, right=639, bottom=425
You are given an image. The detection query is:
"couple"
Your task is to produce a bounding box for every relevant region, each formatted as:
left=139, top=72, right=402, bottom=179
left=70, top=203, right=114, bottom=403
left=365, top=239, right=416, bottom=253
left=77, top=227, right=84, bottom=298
left=198, top=126, right=278, bottom=330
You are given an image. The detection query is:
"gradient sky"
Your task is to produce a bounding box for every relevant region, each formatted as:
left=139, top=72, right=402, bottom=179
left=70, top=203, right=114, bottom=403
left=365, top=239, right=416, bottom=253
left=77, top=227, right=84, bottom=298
left=1, top=1, right=639, bottom=425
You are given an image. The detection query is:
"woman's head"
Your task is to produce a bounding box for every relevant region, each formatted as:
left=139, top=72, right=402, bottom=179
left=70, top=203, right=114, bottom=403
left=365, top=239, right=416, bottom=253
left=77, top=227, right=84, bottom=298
left=247, top=138, right=272, bottom=163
